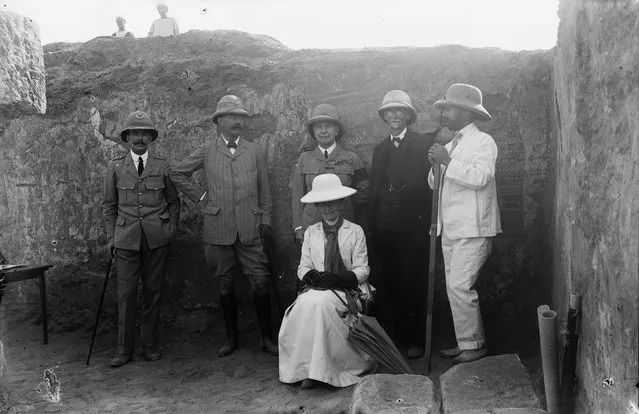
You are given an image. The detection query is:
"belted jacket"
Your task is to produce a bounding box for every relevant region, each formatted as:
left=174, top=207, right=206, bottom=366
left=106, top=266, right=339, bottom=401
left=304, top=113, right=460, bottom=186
left=102, top=152, right=181, bottom=251
left=290, top=144, right=370, bottom=230
left=170, top=137, right=272, bottom=245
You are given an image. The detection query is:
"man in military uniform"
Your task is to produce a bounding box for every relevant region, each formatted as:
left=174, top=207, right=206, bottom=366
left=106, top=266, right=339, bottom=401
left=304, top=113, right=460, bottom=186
left=291, top=103, right=370, bottom=243
left=369, top=90, right=436, bottom=359
left=102, top=110, right=180, bottom=367
left=170, top=95, right=278, bottom=357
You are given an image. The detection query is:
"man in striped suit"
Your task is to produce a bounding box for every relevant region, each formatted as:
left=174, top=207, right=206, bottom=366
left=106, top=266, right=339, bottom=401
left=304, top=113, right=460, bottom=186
left=170, top=95, right=278, bottom=357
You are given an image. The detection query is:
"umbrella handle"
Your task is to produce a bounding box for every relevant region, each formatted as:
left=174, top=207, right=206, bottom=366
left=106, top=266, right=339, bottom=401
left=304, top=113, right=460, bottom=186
left=329, top=288, right=359, bottom=316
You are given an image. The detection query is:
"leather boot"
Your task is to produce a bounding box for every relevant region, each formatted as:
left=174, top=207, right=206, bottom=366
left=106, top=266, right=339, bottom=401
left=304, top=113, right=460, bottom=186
left=217, top=292, right=239, bottom=357
left=253, top=292, right=279, bottom=356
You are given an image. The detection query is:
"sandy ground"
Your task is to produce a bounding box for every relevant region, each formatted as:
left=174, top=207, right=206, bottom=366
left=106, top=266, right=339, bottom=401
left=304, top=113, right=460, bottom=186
left=1, top=294, right=542, bottom=414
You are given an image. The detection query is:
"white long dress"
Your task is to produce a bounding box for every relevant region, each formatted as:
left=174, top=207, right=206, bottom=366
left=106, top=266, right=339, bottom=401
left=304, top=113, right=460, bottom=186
left=278, top=219, right=377, bottom=387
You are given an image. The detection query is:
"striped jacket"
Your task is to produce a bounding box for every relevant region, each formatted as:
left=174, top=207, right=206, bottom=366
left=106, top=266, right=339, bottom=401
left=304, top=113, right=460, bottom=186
left=170, top=136, right=272, bottom=245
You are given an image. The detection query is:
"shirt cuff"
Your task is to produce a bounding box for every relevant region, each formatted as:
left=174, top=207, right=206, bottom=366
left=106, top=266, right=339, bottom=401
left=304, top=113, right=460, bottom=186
left=294, top=226, right=302, bottom=231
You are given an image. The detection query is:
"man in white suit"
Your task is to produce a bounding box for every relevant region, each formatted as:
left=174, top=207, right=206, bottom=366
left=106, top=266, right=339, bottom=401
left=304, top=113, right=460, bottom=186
left=428, top=83, right=502, bottom=364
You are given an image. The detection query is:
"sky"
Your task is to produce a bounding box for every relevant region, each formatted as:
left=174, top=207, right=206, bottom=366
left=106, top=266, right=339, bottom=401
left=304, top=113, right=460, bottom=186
left=3, top=0, right=560, bottom=50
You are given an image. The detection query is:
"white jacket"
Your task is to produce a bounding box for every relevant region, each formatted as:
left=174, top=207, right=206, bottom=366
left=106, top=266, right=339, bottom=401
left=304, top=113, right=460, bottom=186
left=297, top=219, right=371, bottom=294
left=428, top=123, right=502, bottom=240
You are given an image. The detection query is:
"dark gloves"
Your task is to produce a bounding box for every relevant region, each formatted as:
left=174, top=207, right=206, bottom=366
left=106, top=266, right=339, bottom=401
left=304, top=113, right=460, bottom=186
left=302, top=269, right=321, bottom=286
left=258, top=224, right=272, bottom=239
left=317, top=271, right=359, bottom=290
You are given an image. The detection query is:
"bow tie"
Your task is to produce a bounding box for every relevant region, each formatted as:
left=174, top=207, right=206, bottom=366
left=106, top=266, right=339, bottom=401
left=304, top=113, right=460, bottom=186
left=227, top=141, right=237, bottom=149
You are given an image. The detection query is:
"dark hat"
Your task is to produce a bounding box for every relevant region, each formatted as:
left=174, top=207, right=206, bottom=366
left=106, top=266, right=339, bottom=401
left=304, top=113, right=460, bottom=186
left=120, top=111, right=158, bottom=142
left=211, top=95, right=249, bottom=124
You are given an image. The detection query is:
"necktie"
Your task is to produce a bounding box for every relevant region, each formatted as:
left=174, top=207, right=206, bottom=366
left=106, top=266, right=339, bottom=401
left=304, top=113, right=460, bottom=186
left=227, top=141, right=237, bottom=150
left=137, top=156, right=144, bottom=176
left=324, top=150, right=329, bottom=159
left=392, top=137, right=401, bottom=148
left=449, top=132, right=462, bottom=155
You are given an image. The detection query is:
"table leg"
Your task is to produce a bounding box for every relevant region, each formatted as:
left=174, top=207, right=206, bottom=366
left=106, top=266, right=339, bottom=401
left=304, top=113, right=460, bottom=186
left=38, top=271, right=48, bottom=345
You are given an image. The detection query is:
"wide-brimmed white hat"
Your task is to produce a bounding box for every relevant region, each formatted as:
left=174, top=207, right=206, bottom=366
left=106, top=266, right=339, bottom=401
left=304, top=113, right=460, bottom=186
left=434, top=83, right=491, bottom=121
left=300, top=174, right=356, bottom=204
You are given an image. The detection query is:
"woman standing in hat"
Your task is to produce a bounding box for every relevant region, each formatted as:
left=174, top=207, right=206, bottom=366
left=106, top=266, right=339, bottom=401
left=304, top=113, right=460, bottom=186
left=279, top=174, right=376, bottom=389
left=290, top=104, right=370, bottom=244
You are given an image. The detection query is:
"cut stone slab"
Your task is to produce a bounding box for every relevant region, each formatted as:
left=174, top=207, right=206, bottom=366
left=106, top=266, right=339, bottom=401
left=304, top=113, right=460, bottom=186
left=351, top=374, right=437, bottom=414
left=440, top=354, right=543, bottom=414
left=0, top=10, right=46, bottom=118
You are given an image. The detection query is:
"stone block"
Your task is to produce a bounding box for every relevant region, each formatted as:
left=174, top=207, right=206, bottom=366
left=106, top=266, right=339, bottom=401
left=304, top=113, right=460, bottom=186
left=440, top=354, right=542, bottom=414
left=0, top=10, right=46, bottom=118
left=351, top=374, right=437, bottom=414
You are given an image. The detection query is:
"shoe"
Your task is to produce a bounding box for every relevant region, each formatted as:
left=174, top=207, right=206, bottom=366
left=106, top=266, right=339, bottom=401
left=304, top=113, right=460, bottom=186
left=407, top=345, right=424, bottom=359
left=452, top=348, right=489, bottom=364
left=260, top=336, right=279, bottom=356
left=253, top=292, right=278, bottom=356
left=439, top=347, right=462, bottom=359
left=217, top=335, right=239, bottom=357
left=109, top=354, right=133, bottom=368
left=142, top=348, right=162, bottom=361
left=300, top=379, right=319, bottom=389
left=217, top=292, right=240, bottom=358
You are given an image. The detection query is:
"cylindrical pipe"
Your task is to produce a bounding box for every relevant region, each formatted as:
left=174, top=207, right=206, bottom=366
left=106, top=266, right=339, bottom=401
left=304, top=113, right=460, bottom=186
left=538, top=305, right=560, bottom=413
left=560, top=293, right=581, bottom=413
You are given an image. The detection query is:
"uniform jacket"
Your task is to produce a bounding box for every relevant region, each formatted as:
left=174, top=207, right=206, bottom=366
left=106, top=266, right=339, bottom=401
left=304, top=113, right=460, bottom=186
left=297, top=219, right=370, bottom=294
left=428, top=123, right=502, bottom=239
left=368, top=129, right=435, bottom=232
left=102, top=152, right=180, bottom=251
left=170, top=136, right=272, bottom=245
left=290, top=144, right=370, bottom=230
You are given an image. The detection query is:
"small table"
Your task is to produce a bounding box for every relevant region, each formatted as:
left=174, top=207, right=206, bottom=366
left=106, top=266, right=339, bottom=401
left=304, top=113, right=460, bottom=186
left=1, top=264, right=53, bottom=344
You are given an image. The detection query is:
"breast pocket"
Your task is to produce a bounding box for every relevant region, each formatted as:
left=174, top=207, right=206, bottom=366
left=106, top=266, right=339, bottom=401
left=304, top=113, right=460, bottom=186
left=300, top=164, right=320, bottom=193
left=117, top=181, right=136, bottom=204
left=333, top=165, right=354, bottom=186
left=145, top=181, right=166, bottom=204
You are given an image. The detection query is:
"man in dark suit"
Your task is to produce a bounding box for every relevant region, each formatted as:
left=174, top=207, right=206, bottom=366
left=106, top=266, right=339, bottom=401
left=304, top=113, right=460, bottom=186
left=170, top=95, right=278, bottom=357
left=102, top=110, right=180, bottom=367
left=369, top=90, right=435, bottom=359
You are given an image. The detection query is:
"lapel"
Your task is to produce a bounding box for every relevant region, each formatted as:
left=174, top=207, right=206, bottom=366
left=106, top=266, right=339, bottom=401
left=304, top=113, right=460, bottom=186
left=233, top=138, right=247, bottom=158
left=139, top=154, right=157, bottom=180
left=313, top=145, right=326, bottom=162
left=312, top=220, right=356, bottom=270
left=216, top=136, right=233, bottom=158
left=338, top=220, right=356, bottom=248
left=329, top=143, right=343, bottom=160
left=124, top=152, right=139, bottom=179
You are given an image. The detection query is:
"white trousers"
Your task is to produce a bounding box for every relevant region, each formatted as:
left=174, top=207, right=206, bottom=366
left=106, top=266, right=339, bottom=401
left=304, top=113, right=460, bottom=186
left=441, top=229, right=492, bottom=350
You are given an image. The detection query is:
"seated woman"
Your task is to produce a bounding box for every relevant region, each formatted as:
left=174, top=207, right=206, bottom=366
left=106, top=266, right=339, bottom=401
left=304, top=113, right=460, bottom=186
left=279, top=174, right=377, bottom=389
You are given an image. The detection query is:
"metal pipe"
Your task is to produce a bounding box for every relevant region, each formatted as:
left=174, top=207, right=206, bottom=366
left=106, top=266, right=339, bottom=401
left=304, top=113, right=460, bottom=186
left=538, top=304, right=560, bottom=413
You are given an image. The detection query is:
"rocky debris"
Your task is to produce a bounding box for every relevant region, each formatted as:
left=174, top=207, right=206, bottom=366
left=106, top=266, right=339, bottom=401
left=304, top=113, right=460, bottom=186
left=351, top=374, right=436, bottom=413
left=440, top=354, right=542, bottom=414
left=0, top=10, right=46, bottom=118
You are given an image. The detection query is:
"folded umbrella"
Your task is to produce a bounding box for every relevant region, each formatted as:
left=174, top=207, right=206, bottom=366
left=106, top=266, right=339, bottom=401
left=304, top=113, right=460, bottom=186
left=330, top=289, right=412, bottom=375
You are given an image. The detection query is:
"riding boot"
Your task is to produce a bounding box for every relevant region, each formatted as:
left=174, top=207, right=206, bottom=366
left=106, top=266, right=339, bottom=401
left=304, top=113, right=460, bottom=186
left=217, top=292, right=239, bottom=357
left=253, top=292, right=278, bottom=356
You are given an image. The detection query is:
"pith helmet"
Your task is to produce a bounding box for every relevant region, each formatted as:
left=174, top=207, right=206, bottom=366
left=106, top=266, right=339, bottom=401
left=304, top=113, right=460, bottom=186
left=300, top=174, right=356, bottom=204
left=378, top=90, right=417, bottom=125
left=211, top=95, right=249, bottom=124
left=434, top=83, right=491, bottom=121
left=307, top=104, right=344, bottom=140
left=120, top=110, right=158, bottom=142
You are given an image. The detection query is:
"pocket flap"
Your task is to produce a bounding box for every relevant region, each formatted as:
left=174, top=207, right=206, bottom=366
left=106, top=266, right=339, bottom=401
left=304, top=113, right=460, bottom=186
left=118, top=182, right=136, bottom=190
left=158, top=212, right=170, bottom=219
left=116, top=216, right=126, bottom=225
left=252, top=207, right=264, bottom=215
left=334, top=164, right=353, bottom=175
left=145, top=182, right=166, bottom=190
left=203, top=206, right=220, bottom=215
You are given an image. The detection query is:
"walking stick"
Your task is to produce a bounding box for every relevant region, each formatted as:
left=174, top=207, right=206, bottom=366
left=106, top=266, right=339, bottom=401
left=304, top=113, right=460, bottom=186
left=424, top=163, right=441, bottom=374
left=86, top=246, right=114, bottom=365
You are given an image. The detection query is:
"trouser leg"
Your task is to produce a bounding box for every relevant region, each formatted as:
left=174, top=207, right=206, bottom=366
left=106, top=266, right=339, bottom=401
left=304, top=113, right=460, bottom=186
left=115, top=247, right=141, bottom=356
left=139, top=232, right=168, bottom=350
left=443, top=231, right=491, bottom=350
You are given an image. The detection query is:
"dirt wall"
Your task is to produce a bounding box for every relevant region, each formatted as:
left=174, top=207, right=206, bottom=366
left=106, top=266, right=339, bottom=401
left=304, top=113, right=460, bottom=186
left=0, top=30, right=555, bottom=334
left=553, top=0, right=639, bottom=412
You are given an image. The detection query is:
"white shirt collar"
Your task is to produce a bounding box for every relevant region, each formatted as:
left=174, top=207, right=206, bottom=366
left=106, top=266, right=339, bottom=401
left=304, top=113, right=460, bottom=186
left=457, top=122, right=476, bottom=137
left=389, top=128, right=407, bottom=140
left=318, top=142, right=337, bottom=155
left=130, top=150, right=148, bottom=165
left=221, top=135, right=240, bottom=146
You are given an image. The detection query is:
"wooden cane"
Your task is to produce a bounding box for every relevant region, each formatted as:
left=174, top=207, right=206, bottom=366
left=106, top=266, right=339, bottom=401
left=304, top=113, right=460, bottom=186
left=424, top=162, right=441, bottom=374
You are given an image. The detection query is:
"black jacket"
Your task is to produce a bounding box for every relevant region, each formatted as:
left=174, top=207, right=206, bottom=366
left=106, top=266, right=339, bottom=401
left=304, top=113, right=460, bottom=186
left=368, top=129, right=436, bottom=232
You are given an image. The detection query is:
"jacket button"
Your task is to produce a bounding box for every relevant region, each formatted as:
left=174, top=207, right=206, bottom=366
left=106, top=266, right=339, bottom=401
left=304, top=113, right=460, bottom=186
left=139, top=192, right=142, bottom=196
left=139, top=217, right=142, bottom=220
left=139, top=205, right=142, bottom=208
